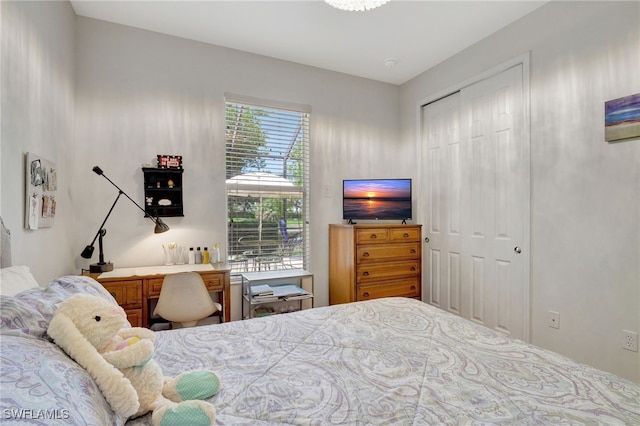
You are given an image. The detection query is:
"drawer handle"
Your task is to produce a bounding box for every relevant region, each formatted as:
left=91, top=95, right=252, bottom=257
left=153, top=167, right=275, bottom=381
left=363, top=252, right=370, bottom=257
left=410, top=285, right=416, bottom=290
left=403, top=233, right=409, bottom=238
left=363, top=292, right=370, bottom=297
left=370, top=234, right=377, bottom=239
left=362, top=271, right=369, bottom=276
left=410, top=249, right=416, bottom=254
left=410, top=267, right=416, bottom=272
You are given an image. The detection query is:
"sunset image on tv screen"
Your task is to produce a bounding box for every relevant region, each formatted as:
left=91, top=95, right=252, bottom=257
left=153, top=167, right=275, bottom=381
left=343, top=179, right=411, bottom=220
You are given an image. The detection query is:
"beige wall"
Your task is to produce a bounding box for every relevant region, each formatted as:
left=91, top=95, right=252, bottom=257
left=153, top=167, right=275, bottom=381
left=400, top=1, right=640, bottom=382
left=1, top=0, right=76, bottom=282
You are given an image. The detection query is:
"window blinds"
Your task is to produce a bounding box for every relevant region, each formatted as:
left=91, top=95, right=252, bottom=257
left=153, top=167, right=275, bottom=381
left=225, top=94, right=310, bottom=274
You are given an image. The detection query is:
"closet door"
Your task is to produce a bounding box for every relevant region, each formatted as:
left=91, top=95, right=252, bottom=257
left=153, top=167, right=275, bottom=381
left=421, top=64, right=530, bottom=340
left=421, top=92, right=463, bottom=316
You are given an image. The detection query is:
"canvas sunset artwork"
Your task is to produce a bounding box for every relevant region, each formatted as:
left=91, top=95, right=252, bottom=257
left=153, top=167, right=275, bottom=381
left=605, top=93, right=640, bottom=142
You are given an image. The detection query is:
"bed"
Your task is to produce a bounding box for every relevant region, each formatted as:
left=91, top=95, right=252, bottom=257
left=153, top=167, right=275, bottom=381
left=1, top=273, right=639, bottom=426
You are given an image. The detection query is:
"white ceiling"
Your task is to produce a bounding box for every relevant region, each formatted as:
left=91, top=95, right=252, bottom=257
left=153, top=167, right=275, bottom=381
left=70, top=0, right=548, bottom=85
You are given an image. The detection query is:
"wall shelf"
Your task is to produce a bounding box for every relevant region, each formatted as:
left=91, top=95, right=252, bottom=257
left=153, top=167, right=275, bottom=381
left=142, top=167, right=184, bottom=217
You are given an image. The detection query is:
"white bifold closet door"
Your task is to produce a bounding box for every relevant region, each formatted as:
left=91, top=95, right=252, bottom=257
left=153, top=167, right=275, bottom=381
left=421, top=64, right=530, bottom=341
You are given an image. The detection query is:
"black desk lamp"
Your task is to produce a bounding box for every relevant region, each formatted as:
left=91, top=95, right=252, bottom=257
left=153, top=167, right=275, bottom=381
left=81, top=166, right=169, bottom=273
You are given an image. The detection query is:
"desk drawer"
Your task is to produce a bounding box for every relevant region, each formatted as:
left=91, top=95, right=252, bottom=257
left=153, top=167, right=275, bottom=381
left=201, top=273, right=224, bottom=291
left=102, top=280, right=143, bottom=309
left=147, top=278, right=164, bottom=298
left=125, top=309, right=143, bottom=327
left=147, top=273, right=223, bottom=298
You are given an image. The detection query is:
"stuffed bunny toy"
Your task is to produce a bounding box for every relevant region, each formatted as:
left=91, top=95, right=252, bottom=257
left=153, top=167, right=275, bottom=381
left=47, top=293, right=220, bottom=426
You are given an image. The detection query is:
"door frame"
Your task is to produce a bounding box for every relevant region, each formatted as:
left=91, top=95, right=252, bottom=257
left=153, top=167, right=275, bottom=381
left=415, top=53, right=531, bottom=341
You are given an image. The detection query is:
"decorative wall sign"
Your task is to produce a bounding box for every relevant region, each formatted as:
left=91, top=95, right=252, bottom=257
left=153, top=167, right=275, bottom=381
left=605, top=93, right=640, bottom=142
left=156, top=154, right=183, bottom=169
left=25, top=152, right=57, bottom=230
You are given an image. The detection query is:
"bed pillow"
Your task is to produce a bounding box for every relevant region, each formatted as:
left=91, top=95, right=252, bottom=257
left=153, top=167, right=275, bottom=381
left=0, top=275, right=126, bottom=425
left=0, top=265, right=40, bottom=296
left=1, top=274, right=124, bottom=339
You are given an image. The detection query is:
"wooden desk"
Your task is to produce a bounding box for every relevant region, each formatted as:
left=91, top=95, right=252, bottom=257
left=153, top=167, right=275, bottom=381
left=94, top=263, right=231, bottom=327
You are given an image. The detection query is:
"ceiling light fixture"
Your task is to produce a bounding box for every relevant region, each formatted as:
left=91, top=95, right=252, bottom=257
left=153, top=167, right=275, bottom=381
left=324, top=0, right=390, bottom=12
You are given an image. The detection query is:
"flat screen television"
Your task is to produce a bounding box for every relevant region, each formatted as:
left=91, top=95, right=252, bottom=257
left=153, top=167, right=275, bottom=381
left=343, top=178, right=412, bottom=222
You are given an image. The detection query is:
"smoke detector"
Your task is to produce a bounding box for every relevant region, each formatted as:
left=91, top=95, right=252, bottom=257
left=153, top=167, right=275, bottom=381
left=384, top=58, right=397, bottom=68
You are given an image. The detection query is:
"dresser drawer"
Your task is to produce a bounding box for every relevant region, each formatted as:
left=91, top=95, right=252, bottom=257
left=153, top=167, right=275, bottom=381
left=389, top=227, right=421, bottom=242
left=102, top=280, right=143, bottom=309
left=356, top=260, right=420, bottom=284
left=357, top=278, right=420, bottom=301
left=355, top=228, right=390, bottom=244
left=357, top=242, right=420, bottom=263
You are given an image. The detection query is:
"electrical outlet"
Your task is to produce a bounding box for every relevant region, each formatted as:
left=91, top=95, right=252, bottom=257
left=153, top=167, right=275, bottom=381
left=547, top=311, right=560, bottom=329
left=622, top=330, right=638, bottom=352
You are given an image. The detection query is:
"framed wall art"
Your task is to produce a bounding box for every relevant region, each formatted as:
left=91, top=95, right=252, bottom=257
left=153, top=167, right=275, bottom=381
left=24, top=152, right=57, bottom=230
left=605, top=93, right=640, bottom=142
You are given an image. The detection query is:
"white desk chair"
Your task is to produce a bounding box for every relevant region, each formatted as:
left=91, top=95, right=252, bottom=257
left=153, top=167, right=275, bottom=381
left=153, top=272, right=221, bottom=328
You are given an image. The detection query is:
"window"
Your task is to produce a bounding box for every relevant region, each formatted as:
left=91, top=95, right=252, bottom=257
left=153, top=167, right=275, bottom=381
left=225, top=94, right=310, bottom=275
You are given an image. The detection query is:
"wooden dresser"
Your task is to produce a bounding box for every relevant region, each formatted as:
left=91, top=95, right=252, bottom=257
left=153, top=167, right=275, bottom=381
left=329, top=224, right=422, bottom=304
left=92, top=263, right=231, bottom=327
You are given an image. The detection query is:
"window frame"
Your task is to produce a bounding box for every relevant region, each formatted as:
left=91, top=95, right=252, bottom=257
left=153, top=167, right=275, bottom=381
left=224, top=94, right=310, bottom=275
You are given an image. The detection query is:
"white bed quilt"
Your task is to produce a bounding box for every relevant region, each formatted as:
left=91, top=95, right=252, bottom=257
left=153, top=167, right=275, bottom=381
left=130, top=297, right=640, bottom=425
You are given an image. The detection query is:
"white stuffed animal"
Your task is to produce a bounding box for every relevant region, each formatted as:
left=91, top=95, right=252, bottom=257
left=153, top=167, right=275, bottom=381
left=48, top=293, right=220, bottom=426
